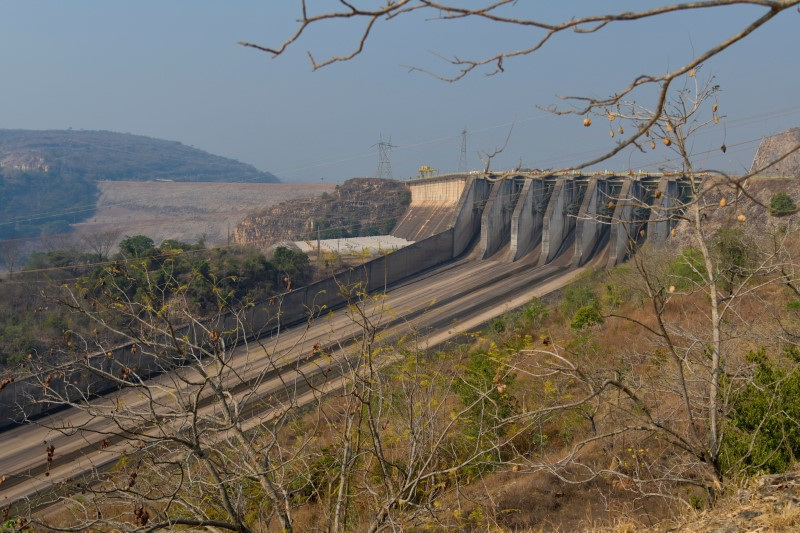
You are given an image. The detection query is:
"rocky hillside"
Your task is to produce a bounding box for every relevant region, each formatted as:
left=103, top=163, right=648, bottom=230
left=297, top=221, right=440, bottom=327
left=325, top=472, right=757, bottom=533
left=751, top=127, right=800, bottom=176
left=671, top=128, right=800, bottom=248
left=0, top=129, right=278, bottom=239
left=654, top=469, right=800, bottom=532
left=234, top=178, right=411, bottom=246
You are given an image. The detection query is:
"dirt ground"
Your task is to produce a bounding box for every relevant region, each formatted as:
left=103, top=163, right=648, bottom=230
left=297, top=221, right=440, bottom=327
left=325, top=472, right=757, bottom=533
left=72, top=180, right=335, bottom=247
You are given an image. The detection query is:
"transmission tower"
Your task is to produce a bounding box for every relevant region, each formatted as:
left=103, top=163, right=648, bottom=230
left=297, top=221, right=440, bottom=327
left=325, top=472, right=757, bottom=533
left=458, top=128, right=469, bottom=172
left=375, top=135, right=395, bottom=179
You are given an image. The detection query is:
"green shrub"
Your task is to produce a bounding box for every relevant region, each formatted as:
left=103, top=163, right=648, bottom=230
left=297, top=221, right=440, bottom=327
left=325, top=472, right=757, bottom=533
left=713, top=227, right=754, bottom=295
left=271, top=246, right=311, bottom=287
left=570, top=305, right=604, bottom=330
left=769, top=192, right=796, bottom=217
left=518, top=298, right=549, bottom=330
left=720, top=347, right=800, bottom=475
left=119, top=235, right=155, bottom=258
left=560, top=285, right=598, bottom=317
left=667, top=248, right=706, bottom=289
left=456, top=348, right=517, bottom=432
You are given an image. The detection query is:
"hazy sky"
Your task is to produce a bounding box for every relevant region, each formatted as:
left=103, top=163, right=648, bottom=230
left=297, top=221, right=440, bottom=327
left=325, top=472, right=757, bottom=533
left=1, top=1, right=798, bottom=183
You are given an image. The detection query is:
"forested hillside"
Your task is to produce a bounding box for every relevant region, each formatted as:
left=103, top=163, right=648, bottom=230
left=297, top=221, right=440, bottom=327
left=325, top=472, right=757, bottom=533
left=0, top=129, right=279, bottom=239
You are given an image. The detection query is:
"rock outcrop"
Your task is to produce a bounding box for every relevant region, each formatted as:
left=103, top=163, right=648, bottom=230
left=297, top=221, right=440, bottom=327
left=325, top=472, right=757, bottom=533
left=234, top=178, right=411, bottom=246
left=751, top=128, right=800, bottom=177
left=663, top=470, right=800, bottom=532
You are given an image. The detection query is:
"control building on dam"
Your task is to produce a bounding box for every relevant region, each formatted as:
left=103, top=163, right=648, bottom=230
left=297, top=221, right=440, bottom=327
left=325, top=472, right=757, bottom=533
left=390, top=171, right=701, bottom=269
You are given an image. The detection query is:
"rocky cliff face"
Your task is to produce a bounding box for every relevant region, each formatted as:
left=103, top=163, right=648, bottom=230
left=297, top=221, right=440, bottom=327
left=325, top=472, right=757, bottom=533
left=234, top=178, right=411, bottom=246
left=671, top=127, right=800, bottom=250
left=751, top=127, right=800, bottom=176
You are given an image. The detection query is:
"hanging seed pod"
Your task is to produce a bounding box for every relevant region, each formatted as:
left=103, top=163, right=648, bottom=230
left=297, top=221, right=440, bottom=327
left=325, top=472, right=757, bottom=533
left=689, top=68, right=696, bottom=77
left=721, top=144, right=727, bottom=153
left=737, top=214, right=747, bottom=222
left=583, top=117, right=592, bottom=127
left=712, top=103, right=718, bottom=113
left=609, top=129, right=615, bottom=138
left=650, top=139, right=656, bottom=150
left=719, top=198, right=727, bottom=207
left=639, top=229, right=646, bottom=238
left=618, top=125, right=624, bottom=135
left=654, top=189, right=662, bottom=199
left=607, top=112, right=616, bottom=121
left=671, top=228, right=677, bottom=238
left=663, top=137, right=672, bottom=146
left=713, top=114, right=719, bottom=124
left=666, top=122, right=674, bottom=132
left=608, top=201, right=616, bottom=210
left=645, top=130, right=650, bottom=138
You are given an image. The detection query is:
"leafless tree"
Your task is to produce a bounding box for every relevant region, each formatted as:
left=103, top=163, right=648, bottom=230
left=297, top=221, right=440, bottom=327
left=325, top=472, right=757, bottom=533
left=10, top=259, right=327, bottom=532
left=0, top=238, right=25, bottom=280
left=80, top=228, right=123, bottom=261
left=241, top=0, right=800, bottom=170
left=488, top=75, right=800, bottom=506
left=7, top=264, right=552, bottom=531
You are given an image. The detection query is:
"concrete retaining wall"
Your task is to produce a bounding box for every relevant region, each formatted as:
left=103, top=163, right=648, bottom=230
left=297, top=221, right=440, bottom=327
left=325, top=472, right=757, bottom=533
left=573, top=178, right=599, bottom=267
left=392, top=176, right=468, bottom=241
left=539, top=178, right=577, bottom=265
left=479, top=179, right=517, bottom=259
left=647, top=179, right=678, bottom=242
left=452, top=177, right=491, bottom=257
left=407, top=176, right=468, bottom=204
left=509, top=178, right=549, bottom=261
left=607, top=179, right=647, bottom=267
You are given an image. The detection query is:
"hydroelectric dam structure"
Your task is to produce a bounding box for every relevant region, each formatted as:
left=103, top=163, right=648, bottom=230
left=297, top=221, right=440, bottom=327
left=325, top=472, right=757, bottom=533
left=0, top=170, right=702, bottom=510
left=0, top=170, right=701, bottom=428
left=392, top=170, right=699, bottom=269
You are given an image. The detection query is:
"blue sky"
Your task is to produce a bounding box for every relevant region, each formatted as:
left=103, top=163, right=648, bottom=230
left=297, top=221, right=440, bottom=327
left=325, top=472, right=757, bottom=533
left=1, top=1, right=798, bottom=182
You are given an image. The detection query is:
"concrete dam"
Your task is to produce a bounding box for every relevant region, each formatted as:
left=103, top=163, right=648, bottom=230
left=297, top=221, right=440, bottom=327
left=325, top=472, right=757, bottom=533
left=0, top=170, right=698, bottom=430
left=0, top=170, right=703, bottom=507
left=392, top=171, right=698, bottom=269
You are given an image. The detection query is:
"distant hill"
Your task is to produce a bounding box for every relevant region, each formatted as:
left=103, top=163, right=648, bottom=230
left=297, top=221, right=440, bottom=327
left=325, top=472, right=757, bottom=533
left=0, top=129, right=279, bottom=239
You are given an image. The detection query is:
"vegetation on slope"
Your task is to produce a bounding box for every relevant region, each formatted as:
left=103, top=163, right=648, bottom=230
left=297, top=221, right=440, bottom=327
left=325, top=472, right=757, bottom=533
left=0, top=235, right=310, bottom=368
left=0, top=166, right=97, bottom=238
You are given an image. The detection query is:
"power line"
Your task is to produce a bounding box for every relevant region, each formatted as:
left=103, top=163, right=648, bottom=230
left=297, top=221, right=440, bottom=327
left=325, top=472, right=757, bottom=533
left=374, top=135, right=395, bottom=180
left=458, top=128, right=469, bottom=172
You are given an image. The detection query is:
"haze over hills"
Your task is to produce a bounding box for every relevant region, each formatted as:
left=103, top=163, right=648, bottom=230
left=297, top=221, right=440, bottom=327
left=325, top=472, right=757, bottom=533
left=0, top=129, right=279, bottom=183
left=0, top=129, right=279, bottom=239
